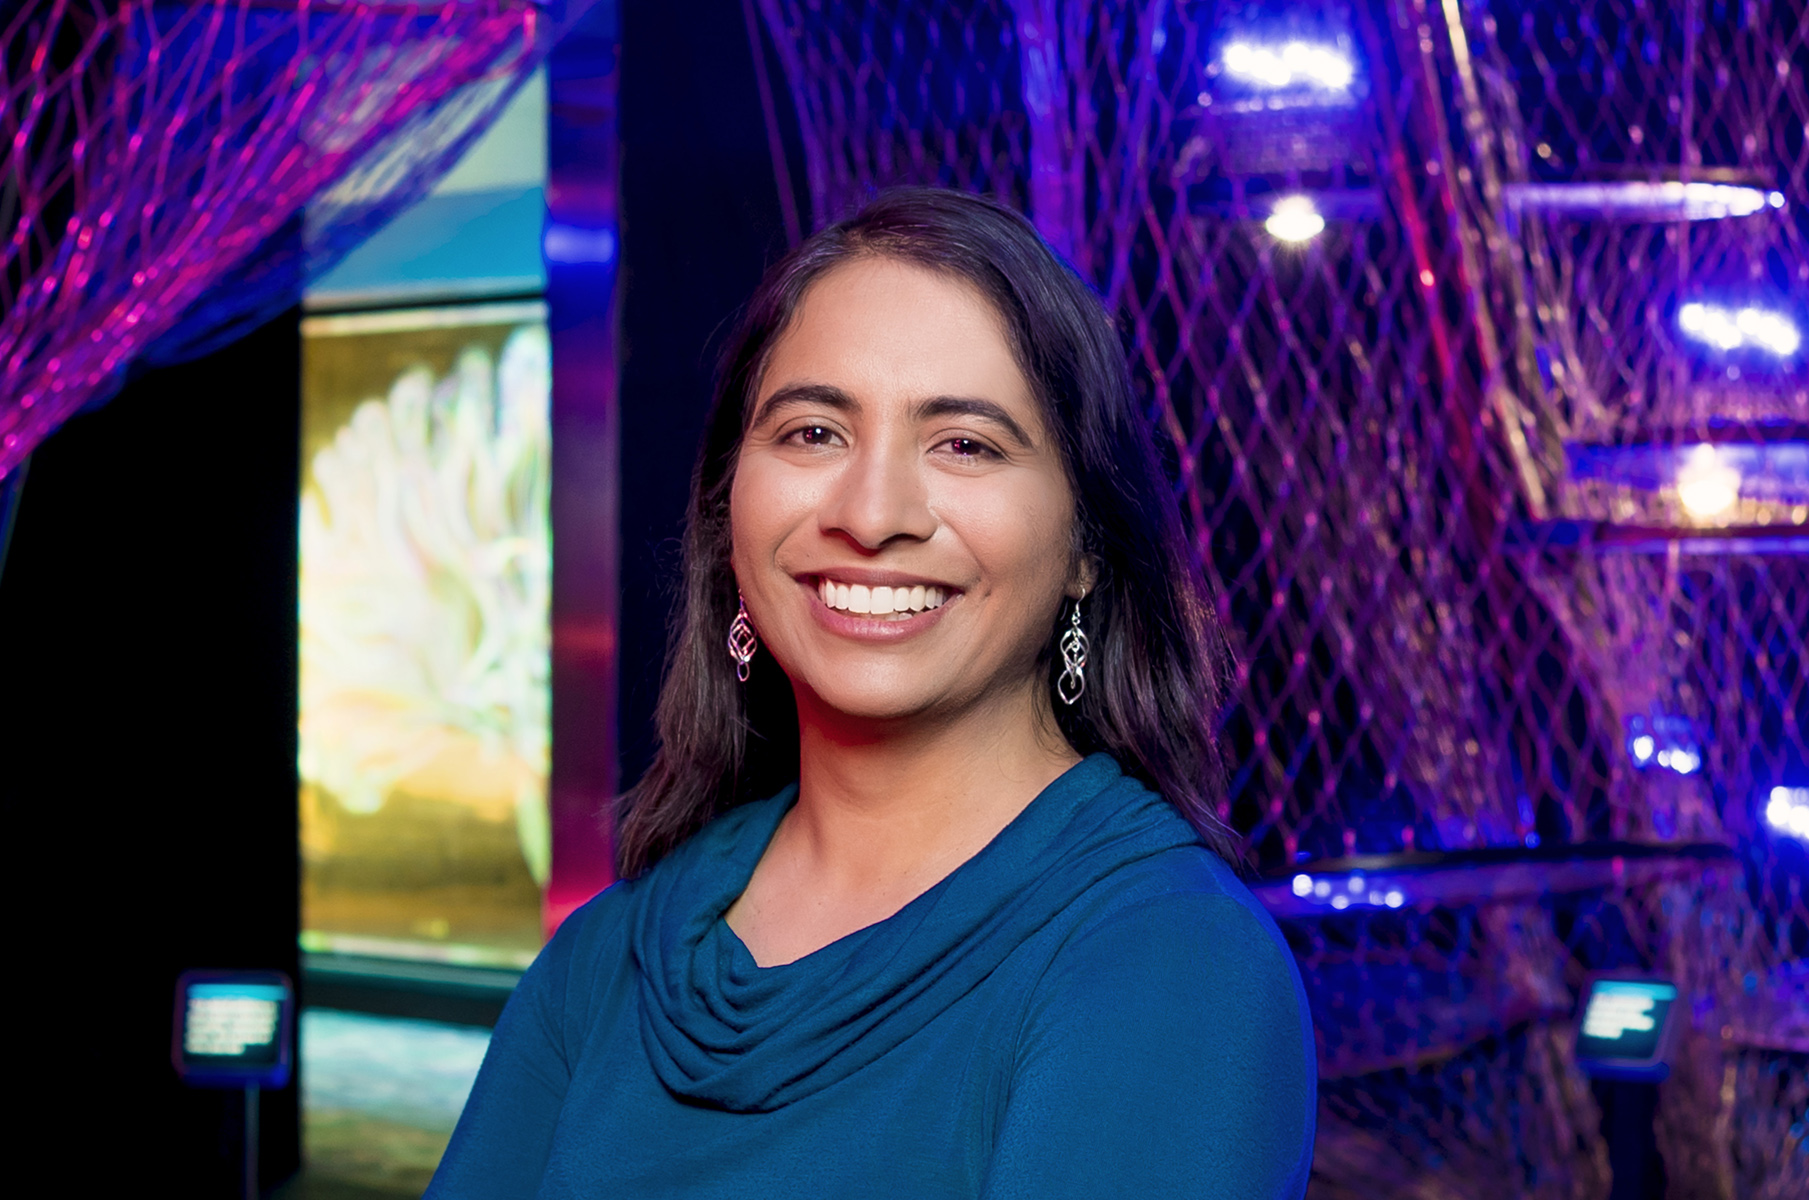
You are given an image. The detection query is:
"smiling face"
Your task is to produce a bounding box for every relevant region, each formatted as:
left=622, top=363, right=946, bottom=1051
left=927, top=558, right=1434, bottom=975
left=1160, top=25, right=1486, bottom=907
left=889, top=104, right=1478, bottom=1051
left=729, top=256, right=1086, bottom=733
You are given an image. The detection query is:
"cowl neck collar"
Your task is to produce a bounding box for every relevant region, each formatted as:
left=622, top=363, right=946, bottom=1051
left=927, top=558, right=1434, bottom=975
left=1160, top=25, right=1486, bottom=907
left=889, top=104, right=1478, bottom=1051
left=631, top=754, right=1200, bottom=1112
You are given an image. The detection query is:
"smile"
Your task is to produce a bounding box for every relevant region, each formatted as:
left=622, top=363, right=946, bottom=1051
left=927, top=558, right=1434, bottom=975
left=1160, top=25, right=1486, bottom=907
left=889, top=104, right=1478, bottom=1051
left=816, top=577, right=949, bottom=620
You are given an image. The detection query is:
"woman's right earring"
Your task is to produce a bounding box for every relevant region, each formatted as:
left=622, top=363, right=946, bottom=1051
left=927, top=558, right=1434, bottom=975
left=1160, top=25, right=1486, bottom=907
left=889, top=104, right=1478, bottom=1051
left=1056, top=598, right=1088, bottom=705
left=727, top=593, right=758, bottom=683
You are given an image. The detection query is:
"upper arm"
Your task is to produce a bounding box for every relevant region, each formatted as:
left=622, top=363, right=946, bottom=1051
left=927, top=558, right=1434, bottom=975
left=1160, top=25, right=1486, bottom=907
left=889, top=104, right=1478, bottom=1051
left=424, top=906, right=590, bottom=1199
left=982, top=892, right=1315, bottom=1200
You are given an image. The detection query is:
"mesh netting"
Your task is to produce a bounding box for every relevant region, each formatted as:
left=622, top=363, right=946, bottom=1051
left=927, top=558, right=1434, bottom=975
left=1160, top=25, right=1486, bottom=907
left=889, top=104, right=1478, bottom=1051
left=0, top=0, right=595, bottom=481
left=752, top=0, right=1808, bottom=1193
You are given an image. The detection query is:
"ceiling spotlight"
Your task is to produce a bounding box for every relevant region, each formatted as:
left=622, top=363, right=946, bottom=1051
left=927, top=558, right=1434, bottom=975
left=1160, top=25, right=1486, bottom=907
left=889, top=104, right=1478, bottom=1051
left=1674, top=444, right=1742, bottom=518
left=1222, top=40, right=1355, bottom=91
left=1265, top=195, right=1325, bottom=242
left=1678, top=302, right=1801, bottom=356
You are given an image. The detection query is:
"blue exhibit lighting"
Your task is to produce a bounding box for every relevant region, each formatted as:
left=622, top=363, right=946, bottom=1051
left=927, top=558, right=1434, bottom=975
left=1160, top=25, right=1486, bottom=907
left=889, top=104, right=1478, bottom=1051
left=543, top=222, right=618, bottom=266
left=1765, top=786, right=1809, bottom=842
left=1575, top=976, right=1680, bottom=1082
left=1626, top=712, right=1701, bottom=775
left=1221, top=40, right=1355, bottom=92
left=1678, top=302, right=1801, bottom=356
left=1289, top=871, right=1405, bottom=910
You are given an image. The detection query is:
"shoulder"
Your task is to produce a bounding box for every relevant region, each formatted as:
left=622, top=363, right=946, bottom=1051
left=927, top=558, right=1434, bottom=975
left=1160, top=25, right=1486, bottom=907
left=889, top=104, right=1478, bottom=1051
left=1056, top=843, right=1305, bottom=1007
left=513, top=878, right=641, bottom=1011
left=1001, top=839, right=1316, bottom=1197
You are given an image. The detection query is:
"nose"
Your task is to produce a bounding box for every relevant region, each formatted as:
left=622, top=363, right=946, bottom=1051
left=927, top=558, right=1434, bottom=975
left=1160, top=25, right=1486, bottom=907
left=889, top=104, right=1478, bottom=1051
left=819, top=434, right=936, bottom=550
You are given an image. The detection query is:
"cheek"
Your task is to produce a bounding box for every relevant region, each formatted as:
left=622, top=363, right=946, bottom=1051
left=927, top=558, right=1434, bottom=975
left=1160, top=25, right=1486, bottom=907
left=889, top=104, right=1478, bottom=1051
left=939, top=473, right=1075, bottom=596
left=729, top=454, right=817, bottom=577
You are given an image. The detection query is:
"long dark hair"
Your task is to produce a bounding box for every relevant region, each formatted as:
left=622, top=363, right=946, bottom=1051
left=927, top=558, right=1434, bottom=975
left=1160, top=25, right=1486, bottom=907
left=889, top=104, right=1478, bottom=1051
left=615, top=187, right=1238, bottom=876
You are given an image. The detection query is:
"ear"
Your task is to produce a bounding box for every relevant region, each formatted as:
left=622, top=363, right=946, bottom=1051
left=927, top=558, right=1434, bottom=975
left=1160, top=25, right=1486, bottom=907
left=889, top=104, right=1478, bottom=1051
left=1067, top=554, right=1099, bottom=600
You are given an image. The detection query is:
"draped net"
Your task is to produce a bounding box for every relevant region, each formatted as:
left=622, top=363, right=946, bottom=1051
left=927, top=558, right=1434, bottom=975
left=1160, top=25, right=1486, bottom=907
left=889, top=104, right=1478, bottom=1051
left=0, top=0, right=597, bottom=481
left=752, top=0, right=1806, bottom=1195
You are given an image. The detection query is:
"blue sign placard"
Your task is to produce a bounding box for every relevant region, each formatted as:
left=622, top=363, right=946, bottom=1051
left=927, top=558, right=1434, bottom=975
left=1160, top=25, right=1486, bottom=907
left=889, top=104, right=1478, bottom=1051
left=1575, top=976, right=1679, bottom=1082
left=173, top=970, right=294, bottom=1089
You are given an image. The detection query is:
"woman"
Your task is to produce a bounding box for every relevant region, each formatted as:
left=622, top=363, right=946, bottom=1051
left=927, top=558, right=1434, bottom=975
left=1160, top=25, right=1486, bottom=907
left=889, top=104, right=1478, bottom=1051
left=428, top=189, right=1315, bottom=1198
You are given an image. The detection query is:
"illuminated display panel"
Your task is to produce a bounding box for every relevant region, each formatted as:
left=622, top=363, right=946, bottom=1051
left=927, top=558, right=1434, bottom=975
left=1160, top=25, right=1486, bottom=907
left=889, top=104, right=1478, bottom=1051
left=1575, top=977, right=1680, bottom=1082
left=172, top=970, right=295, bottom=1088
left=300, top=302, right=551, bottom=968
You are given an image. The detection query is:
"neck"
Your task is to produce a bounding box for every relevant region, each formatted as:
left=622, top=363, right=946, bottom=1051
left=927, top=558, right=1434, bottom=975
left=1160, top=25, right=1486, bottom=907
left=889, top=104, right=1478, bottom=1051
left=782, top=680, right=1081, bottom=891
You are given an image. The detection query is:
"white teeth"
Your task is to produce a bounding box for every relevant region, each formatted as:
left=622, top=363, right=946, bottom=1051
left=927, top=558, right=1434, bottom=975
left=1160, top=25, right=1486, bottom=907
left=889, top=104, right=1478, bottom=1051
left=817, top=578, right=950, bottom=617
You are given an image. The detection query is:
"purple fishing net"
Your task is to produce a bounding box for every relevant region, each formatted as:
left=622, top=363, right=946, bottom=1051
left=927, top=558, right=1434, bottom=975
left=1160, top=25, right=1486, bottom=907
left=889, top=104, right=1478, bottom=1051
left=751, top=0, right=1808, bottom=1194
left=1, top=0, right=596, bottom=480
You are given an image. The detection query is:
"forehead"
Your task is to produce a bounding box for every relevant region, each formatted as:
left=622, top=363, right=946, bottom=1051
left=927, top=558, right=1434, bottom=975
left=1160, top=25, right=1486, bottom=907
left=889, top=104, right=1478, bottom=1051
left=758, top=257, right=1035, bottom=412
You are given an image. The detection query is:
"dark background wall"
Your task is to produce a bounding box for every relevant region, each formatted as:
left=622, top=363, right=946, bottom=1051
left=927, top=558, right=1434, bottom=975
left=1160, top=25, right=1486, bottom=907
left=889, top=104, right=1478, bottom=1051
left=0, top=311, right=303, bottom=1193
left=616, top=0, right=794, bottom=791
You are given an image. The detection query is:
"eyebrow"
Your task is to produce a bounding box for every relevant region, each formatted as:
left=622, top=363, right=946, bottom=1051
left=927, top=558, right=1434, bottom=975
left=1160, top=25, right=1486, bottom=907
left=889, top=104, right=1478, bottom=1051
left=750, top=384, right=1037, bottom=450
left=912, top=395, right=1035, bottom=449
left=748, top=383, right=856, bottom=430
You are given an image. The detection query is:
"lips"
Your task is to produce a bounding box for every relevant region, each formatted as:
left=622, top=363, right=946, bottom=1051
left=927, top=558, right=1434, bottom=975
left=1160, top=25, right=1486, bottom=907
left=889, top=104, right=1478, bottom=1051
left=816, top=576, right=949, bottom=619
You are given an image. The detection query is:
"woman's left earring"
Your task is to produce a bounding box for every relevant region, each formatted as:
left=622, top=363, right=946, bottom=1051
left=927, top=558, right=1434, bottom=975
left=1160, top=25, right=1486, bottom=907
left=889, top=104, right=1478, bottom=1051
left=728, top=592, right=758, bottom=683
left=1057, top=596, right=1089, bottom=705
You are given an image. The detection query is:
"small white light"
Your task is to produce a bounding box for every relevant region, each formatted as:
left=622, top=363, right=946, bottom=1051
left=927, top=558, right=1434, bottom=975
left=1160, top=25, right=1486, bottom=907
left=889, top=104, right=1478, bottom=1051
left=1384, top=890, right=1405, bottom=908
left=1631, top=735, right=1656, bottom=763
left=1265, top=195, right=1325, bottom=242
left=1678, top=301, right=1800, bottom=356
left=1292, top=873, right=1313, bottom=897
left=1656, top=748, right=1673, bottom=768
left=1668, top=747, right=1700, bottom=775
left=1331, top=894, right=1350, bottom=910
left=1222, top=40, right=1355, bottom=91
left=1675, top=444, right=1741, bottom=518
left=1769, top=191, right=1787, bottom=208
left=1313, top=879, right=1332, bottom=898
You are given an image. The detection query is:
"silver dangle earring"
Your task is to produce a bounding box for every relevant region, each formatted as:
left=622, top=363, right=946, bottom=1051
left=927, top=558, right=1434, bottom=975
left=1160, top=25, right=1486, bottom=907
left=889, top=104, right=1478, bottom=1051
left=727, top=592, right=758, bottom=683
left=1057, top=595, right=1089, bottom=705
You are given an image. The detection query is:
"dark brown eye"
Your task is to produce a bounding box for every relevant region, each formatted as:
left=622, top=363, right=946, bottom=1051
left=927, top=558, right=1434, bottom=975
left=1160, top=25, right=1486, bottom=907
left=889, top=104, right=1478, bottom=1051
left=793, top=425, right=836, bottom=445
left=944, top=437, right=996, bottom=459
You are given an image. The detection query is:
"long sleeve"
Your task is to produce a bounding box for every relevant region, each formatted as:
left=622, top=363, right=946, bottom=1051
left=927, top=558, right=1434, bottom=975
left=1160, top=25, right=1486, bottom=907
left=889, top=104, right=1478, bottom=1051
left=981, top=891, right=1316, bottom=1200
left=424, top=906, right=584, bottom=1199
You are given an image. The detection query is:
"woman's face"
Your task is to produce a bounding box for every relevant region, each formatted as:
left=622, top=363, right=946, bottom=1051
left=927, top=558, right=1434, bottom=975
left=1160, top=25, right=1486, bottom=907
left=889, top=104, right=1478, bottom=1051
left=730, top=256, right=1085, bottom=729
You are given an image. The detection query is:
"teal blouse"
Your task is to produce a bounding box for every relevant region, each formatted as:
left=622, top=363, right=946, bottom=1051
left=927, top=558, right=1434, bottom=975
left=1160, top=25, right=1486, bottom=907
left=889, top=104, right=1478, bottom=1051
left=427, top=754, right=1315, bottom=1198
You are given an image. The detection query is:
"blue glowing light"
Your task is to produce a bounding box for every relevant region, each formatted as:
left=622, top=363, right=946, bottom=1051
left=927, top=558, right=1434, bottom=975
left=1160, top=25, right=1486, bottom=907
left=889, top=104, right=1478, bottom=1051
left=543, top=223, right=617, bottom=265
left=1766, top=786, right=1809, bottom=842
left=1678, top=302, right=1800, bottom=356
left=1283, top=874, right=1407, bottom=911
left=1221, top=40, right=1354, bottom=91
left=1626, top=713, right=1702, bottom=776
